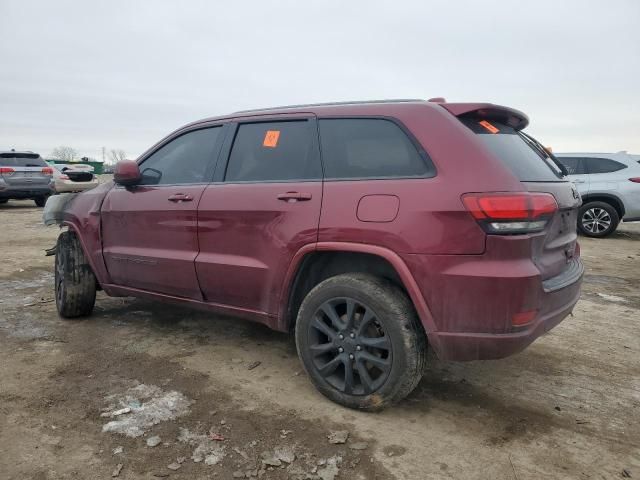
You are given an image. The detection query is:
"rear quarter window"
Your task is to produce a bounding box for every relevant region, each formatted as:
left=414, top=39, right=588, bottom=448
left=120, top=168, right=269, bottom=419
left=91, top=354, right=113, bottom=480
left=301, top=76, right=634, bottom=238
left=583, top=157, right=627, bottom=174
left=461, top=118, right=563, bottom=182
left=318, top=118, right=434, bottom=179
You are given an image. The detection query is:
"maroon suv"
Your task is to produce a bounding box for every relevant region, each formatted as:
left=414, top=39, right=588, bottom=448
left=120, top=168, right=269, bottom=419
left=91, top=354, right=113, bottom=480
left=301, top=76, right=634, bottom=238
left=50, top=99, right=583, bottom=410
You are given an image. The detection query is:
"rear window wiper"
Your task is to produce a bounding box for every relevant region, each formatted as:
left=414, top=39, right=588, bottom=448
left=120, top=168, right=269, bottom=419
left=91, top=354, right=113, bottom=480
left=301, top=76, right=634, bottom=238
left=519, top=131, right=569, bottom=177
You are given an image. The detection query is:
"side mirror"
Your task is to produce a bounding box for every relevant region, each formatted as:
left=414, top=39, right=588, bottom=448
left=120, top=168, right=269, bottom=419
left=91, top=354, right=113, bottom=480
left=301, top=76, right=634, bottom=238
left=114, top=160, right=141, bottom=186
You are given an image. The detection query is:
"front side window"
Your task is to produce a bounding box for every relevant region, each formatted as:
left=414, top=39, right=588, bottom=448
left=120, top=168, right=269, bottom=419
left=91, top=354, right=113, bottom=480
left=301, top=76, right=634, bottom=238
left=225, top=120, right=321, bottom=182
left=584, top=157, right=627, bottom=174
left=318, top=119, right=432, bottom=179
left=139, top=127, right=222, bottom=185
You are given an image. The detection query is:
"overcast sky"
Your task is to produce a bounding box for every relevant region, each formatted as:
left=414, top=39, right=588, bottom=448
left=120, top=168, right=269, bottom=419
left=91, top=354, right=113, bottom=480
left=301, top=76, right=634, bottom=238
left=1, top=0, right=639, bottom=161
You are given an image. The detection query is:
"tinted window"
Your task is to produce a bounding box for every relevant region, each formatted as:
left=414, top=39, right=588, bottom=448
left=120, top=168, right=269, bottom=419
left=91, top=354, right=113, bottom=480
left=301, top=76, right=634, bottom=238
left=461, top=118, right=563, bottom=182
left=583, top=157, right=627, bottom=174
left=139, top=127, right=221, bottom=185
left=225, top=121, right=320, bottom=182
left=0, top=154, right=47, bottom=167
left=318, top=119, right=431, bottom=179
left=557, top=157, right=587, bottom=175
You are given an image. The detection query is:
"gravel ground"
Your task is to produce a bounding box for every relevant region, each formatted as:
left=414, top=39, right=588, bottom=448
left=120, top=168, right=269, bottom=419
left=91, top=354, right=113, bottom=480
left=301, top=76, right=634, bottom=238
left=1, top=197, right=639, bottom=480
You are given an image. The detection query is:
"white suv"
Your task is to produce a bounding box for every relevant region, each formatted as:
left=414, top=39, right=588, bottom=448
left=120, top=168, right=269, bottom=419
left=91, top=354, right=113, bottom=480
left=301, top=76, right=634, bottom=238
left=556, top=151, right=640, bottom=237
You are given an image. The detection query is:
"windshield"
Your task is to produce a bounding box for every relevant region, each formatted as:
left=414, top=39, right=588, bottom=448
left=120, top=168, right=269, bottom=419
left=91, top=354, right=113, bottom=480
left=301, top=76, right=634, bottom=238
left=461, top=118, right=564, bottom=182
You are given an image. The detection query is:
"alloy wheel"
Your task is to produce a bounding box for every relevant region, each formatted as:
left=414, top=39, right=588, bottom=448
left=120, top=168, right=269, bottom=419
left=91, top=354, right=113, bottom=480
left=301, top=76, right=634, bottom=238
left=582, top=207, right=611, bottom=234
left=308, top=297, right=392, bottom=395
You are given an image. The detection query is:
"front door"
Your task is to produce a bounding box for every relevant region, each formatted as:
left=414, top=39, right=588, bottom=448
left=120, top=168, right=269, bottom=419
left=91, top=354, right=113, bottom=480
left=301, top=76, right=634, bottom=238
left=196, top=117, right=323, bottom=315
left=102, top=125, right=225, bottom=299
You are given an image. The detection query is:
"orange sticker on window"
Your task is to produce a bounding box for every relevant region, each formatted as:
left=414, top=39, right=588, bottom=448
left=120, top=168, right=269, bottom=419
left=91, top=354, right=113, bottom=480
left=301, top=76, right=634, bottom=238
left=263, top=130, right=280, bottom=148
left=479, top=120, right=499, bottom=134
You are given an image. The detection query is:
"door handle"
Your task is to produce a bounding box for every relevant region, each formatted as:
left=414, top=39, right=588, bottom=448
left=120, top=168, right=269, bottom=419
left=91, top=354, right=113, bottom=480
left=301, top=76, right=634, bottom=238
left=573, top=179, right=586, bottom=184
left=168, top=193, right=193, bottom=202
left=277, top=192, right=312, bottom=202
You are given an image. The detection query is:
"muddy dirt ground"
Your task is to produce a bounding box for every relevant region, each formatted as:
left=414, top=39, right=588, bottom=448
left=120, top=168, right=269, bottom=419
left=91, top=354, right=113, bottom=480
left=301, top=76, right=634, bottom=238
left=1, top=199, right=639, bottom=480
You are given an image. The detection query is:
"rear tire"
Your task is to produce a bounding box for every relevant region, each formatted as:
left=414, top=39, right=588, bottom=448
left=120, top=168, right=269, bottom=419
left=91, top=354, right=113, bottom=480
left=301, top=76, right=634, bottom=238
left=55, top=231, right=97, bottom=318
left=35, top=196, right=48, bottom=207
left=295, top=273, right=426, bottom=411
left=578, top=201, right=619, bottom=237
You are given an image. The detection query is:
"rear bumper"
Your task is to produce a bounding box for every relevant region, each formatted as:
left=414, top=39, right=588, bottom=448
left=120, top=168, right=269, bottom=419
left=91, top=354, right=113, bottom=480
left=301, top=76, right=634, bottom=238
left=402, top=238, right=584, bottom=361
left=429, top=273, right=581, bottom=361
left=0, top=184, right=54, bottom=199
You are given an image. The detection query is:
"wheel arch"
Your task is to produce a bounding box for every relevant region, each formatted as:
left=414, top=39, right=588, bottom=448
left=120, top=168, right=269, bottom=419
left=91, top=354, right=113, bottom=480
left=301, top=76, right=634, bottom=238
left=62, top=221, right=107, bottom=287
left=581, top=193, right=626, bottom=218
left=278, top=242, right=438, bottom=336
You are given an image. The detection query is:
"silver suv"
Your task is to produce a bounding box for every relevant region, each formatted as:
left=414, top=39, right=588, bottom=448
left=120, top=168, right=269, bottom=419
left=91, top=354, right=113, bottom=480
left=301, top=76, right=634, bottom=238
left=556, top=151, right=640, bottom=237
left=0, top=151, right=55, bottom=207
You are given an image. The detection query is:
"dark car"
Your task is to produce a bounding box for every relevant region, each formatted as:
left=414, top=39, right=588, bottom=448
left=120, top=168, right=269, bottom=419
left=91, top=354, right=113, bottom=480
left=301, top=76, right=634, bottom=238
left=0, top=151, right=55, bottom=206
left=47, top=99, right=583, bottom=410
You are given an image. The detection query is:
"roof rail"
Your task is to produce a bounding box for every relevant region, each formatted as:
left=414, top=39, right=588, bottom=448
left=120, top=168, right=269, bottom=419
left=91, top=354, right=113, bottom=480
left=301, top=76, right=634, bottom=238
left=234, top=98, right=425, bottom=114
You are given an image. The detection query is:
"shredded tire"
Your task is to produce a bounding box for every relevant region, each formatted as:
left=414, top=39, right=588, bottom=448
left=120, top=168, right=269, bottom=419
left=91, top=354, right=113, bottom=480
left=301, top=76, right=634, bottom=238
left=55, top=231, right=97, bottom=318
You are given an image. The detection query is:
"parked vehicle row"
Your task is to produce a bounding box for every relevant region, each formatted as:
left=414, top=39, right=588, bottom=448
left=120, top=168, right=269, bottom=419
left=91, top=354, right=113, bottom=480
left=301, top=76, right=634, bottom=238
left=555, top=152, right=640, bottom=237
left=47, top=99, right=584, bottom=409
left=0, top=151, right=101, bottom=207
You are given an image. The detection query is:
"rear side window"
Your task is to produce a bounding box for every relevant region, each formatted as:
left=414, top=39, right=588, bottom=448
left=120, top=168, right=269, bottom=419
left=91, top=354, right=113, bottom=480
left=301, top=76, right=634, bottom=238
left=0, top=154, right=47, bottom=167
left=583, top=157, right=627, bottom=174
left=318, top=119, right=432, bottom=179
left=557, top=157, right=587, bottom=175
left=225, top=120, right=321, bottom=182
left=461, top=118, right=563, bottom=182
left=139, top=127, right=222, bottom=185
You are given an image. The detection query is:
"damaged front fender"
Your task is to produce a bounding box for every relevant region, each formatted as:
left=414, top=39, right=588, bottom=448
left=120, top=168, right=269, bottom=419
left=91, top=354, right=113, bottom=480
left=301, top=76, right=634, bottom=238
left=42, top=193, right=79, bottom=226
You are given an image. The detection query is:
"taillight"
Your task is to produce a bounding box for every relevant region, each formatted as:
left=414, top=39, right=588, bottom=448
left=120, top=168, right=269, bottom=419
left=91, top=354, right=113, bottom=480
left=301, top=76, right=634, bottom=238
left=629, top=177, right=640, bottom=183
left=462, top=192, right=558, bottom=234
left=42, top=167, right=53, bottom=175
left=0, top=167, right=15, bottom=175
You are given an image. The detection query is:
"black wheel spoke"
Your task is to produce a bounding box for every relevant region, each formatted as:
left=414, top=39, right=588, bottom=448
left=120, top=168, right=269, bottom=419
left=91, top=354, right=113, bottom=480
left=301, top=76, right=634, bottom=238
left=310, top=342, right=335, bottom=356
left=319, top=355, right=343, bottom=377
left=311, top=316, right=337, bottom=340
left=356, top=309, right=376, bottom=336
left=320, top=303, right=344, bottom=330
left=344, top=299, right=356, bottom=330
left=343, top=358, right=355, bottom=394
left=355, top=359, right=374, bottom=394
left=358, top=351, right=391, bottom=372
left=360, top=335, right=391, bottom=351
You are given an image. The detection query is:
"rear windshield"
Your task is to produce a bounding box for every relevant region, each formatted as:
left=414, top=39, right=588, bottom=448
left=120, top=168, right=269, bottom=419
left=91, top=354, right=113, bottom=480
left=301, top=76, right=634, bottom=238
left=461, top=118, right=564, bottom=182
left=0, top=154, right=47, bottom=167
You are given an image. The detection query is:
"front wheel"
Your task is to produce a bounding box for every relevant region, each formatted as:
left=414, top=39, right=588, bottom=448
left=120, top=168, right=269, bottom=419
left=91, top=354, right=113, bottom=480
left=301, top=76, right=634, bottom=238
left=578, top=201, right=619, bottom=238
left=295, top=273, right=426, bottom=411
left=34, top=196, right=48, bottom=207
left=55, top=231, right=97, bottom=318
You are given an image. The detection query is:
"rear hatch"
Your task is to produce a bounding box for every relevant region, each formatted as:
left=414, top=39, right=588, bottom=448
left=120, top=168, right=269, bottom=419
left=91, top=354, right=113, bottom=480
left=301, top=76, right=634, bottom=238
left=458, top=114, right=581, bottom=281
left=0, top=153, right=52, bottom=187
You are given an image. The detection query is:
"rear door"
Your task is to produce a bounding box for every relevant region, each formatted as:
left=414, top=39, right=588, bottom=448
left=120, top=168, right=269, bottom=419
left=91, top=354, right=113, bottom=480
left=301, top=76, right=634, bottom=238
left=461, top=118, right=582, bottom=280
left=101, top=125, right=225, bottom=299
left=556, top=156, right=590, bottom=195
left=196, top=116, right=323, bottom=315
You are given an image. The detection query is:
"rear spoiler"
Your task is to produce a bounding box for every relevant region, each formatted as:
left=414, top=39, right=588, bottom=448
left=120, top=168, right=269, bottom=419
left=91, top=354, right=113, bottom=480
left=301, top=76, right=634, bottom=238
left=439, top=103, right=529, bottom=130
